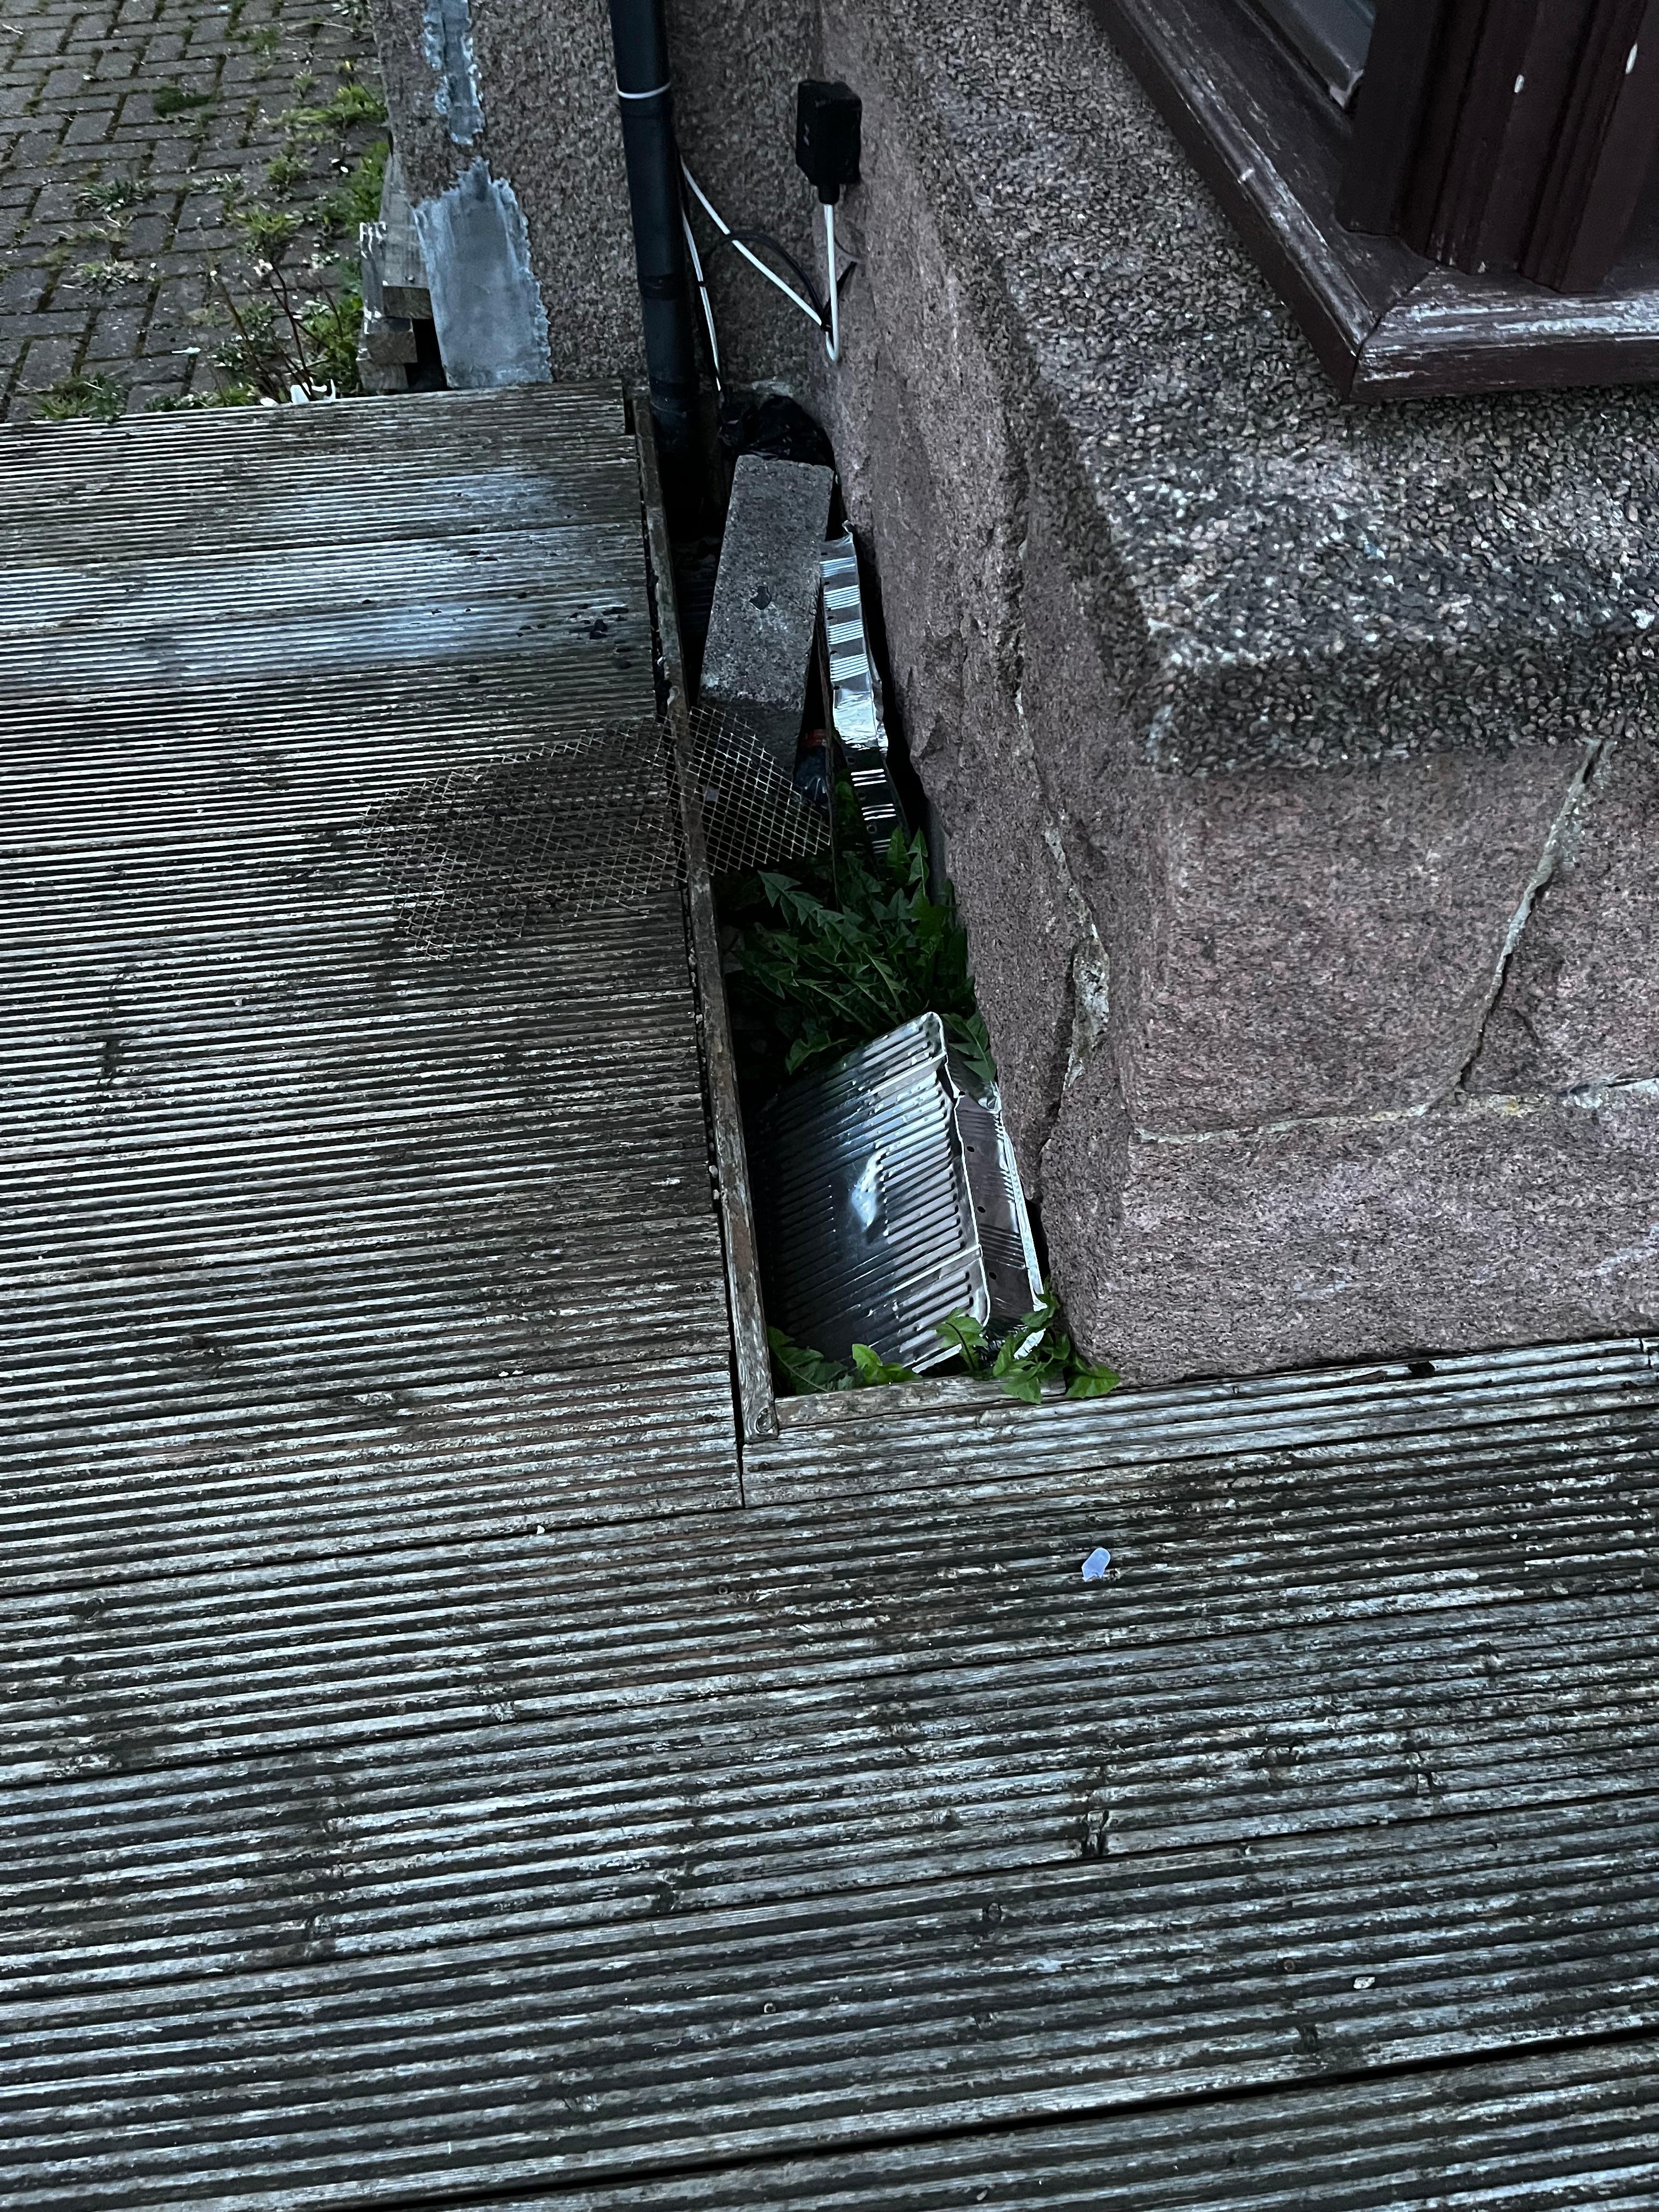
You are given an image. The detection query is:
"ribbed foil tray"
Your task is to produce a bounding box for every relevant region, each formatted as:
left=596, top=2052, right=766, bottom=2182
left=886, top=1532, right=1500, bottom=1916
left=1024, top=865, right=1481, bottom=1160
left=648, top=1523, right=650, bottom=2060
left=752, top=1013, right=1042, bottom=1373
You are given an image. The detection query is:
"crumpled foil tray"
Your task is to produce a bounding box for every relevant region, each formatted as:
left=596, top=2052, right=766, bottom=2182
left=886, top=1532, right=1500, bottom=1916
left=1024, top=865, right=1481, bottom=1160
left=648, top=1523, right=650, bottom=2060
left=752, top=1012, right=1042, bottom=1372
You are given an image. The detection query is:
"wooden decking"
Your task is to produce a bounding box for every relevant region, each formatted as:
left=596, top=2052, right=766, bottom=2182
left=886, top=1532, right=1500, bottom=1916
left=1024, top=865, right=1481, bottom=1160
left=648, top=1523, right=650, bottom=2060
left=3, top=387, right=1659, bottom=2208
left=0, top=387, right=737, bottom=1545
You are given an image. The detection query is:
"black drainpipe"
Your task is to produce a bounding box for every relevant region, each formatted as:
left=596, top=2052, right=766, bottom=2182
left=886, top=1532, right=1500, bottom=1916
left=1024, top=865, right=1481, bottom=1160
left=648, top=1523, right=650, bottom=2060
left=607, top=0, right=700, bottom=525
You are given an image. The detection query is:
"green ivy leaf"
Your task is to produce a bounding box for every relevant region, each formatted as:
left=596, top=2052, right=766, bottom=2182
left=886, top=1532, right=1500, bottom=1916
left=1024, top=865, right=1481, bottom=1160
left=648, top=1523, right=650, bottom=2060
left=1066, top=1363, right=1121, bottom=1399
left=996, top=1301, right=1052, bottom=1365
left=935, top=1310, right=990, bottom=1375
left=768, top=1326, right=850, bottom=1395
left=850, top=1342, right=917, bottom=1387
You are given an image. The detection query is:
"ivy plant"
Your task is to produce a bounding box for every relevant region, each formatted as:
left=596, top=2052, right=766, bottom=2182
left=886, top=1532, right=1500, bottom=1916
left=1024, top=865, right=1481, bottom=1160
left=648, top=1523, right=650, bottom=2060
left=770, top=1290, right=1118, bottom=1405
left=937, top=1289, right=1120, bottom=1404
left=769, top=1327, right=915, bottom=1394
left=726, top=822, right=994, bottom=1098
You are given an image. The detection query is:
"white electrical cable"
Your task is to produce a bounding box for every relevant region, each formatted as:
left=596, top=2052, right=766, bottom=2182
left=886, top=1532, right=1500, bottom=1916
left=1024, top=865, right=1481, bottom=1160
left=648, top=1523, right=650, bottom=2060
left=681, top=161, right=822, bottom=329
left=681, top=206, right=721, bottom=385
left=823, top=201, right=840, bottom=364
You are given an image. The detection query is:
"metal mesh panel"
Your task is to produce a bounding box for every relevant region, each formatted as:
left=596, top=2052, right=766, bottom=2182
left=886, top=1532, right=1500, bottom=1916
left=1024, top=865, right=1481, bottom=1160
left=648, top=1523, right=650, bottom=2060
left=361, top=707, right=828, bottom=951
left=364, top=721, right=680, bottom=951
left=684, top=702, right=830, bottom=877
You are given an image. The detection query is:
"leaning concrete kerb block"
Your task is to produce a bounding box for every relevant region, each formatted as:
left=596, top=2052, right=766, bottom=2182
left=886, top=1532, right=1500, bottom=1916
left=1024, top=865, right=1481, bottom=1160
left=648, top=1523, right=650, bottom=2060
left=702, top=453, right=836, bottom=776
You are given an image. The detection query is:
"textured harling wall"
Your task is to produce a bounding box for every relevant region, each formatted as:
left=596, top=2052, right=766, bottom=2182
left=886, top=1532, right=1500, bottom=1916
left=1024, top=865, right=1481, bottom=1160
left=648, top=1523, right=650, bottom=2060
left=371, top=0, right=820, bottom=387
left=370, top=0, right=1659, bottom=1385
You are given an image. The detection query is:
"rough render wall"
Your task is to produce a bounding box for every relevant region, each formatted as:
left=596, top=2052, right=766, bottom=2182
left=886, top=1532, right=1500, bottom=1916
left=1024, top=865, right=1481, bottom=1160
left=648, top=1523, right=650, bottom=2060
left=665, top=0, right=820, bottom=392
left=375, top=0, right=822, bottom=387
left=373, top=0, right=639, bottom=379
left=467, top=0, right=641, bottom=380
left=371, top=0, right=465, bottom=204
left=369, top=0, right=557, bottom=379
left=813, top=0, right=1659, bottom=1381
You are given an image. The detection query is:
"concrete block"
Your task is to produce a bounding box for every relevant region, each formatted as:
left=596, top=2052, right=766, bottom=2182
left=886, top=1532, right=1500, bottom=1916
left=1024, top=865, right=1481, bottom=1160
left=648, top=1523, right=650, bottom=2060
left=701, top=453, right=836, bottom=774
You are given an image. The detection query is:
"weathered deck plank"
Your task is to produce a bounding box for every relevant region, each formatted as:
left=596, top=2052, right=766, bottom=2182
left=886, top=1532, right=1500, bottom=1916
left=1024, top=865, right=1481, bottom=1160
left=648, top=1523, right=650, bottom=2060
left=5, top=1798, right=1659, bottom=2203
left=745, top=1336, right=1658, bottom=1498
left=0, top=386, right=740, bottom=1555
left=3, top=1508, right=1657, bottom=1959
left=495, top=2041, right=1659, bottom=2209
left=2, top=1411, right=1658, bottom=2203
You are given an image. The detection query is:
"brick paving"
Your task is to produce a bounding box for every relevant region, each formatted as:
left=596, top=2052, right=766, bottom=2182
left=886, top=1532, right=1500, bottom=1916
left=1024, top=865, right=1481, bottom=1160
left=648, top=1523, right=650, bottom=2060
left=0, top=0, right=382, bottom=419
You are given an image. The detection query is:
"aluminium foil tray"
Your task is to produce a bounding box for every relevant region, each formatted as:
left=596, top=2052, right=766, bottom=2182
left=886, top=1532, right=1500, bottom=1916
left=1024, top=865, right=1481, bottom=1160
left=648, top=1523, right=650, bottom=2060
left=752, top=1013, right=1041, bottom=1373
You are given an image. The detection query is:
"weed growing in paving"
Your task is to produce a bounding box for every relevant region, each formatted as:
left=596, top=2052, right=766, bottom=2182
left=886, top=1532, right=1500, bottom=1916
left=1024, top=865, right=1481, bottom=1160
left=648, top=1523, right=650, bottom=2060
left=247, top=24, right=282, bottom=59
left=199, top=258, right=366, bottom=399
left=201, top=122, right=385, bottom=402
left=153, top=84, right=215, bottom=116
left=239, top=202, right=300, bottom=257
left=265, top=150, right=312, bottom=196
left=277, top=77, right=386, bottom=144
left=145, top=383, right=261, bottom=411
left=290, top=276, right=365, bottom=386
left=316, top=137, right=387, bottom=233
left=31, top=372, right=126, bottom=421
left=67, top=257, right=134, bottom=290
left=48, top=216, right=132, bottom=264
left=46, top=227, right=125, bottom=273
left=73, top=177, right=144, bottom=217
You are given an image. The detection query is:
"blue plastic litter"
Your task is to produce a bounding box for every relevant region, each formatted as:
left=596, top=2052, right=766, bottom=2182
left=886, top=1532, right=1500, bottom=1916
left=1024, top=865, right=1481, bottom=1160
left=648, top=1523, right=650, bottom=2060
left=1081, top=1547, right=1111, bottom=1582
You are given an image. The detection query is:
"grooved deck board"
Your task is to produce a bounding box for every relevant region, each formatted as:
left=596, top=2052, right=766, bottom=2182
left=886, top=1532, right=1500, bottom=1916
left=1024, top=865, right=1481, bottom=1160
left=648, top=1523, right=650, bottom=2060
left=491, top=2041, right=1659, bottom=2209
left=744, top=1336, right=1659, bottom=1500
left=4, top=1400, right=1659, bottom=2204
left=0, top=383, right=740, bottom=1544
left=8, top=1799, right=1659, bottom=2206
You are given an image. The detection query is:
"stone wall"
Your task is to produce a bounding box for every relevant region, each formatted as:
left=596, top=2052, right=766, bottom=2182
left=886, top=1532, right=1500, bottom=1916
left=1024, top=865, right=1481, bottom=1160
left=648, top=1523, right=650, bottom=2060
left=369, top=0, right=1659, bottom=1383
left=808, top=0, right=1659, bottom=1381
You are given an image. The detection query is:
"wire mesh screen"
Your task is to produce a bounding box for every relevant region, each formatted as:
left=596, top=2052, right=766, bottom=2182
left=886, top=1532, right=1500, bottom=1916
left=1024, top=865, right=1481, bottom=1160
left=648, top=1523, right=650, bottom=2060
left=360, top=708, right=828, bottom=951
left=364, top=721, right=680, bottom=951
left=684, top=702, right=830, bottom=877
